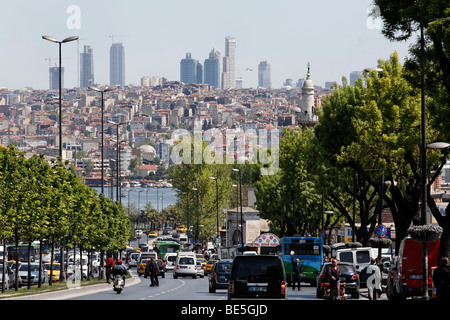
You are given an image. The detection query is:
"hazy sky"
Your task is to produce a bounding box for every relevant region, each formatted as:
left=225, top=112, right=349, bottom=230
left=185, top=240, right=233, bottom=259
left=0, top=0, right=415, bottom=90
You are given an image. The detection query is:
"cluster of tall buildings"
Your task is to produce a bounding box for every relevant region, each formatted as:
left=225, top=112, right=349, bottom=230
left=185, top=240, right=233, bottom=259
left=48, top=41, right=126, bottom=90
left=180, top=36, right=237, bottom=89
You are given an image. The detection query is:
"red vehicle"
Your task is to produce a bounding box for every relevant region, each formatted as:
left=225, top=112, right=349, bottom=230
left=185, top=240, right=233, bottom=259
left=387, top=237, right=440, bottom=300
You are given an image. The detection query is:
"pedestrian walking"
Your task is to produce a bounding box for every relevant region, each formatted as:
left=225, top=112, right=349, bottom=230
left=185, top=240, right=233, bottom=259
left=290, top=251, right=302, bottom=290
left=433, top=257, right=450, bottom=300
left=146, top=257, right=159, bottom=287
left=365, top=258, right=382, bottom=300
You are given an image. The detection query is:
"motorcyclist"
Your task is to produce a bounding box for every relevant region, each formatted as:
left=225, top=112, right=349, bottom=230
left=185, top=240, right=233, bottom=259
left=111, top=259, right=128, bottom=285
left=326, top=258, right=341, bottom=299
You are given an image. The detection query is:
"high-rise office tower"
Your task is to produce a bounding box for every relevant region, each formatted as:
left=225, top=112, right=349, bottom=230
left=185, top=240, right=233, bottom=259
left=204, top=47, right=221, bottom=88
left=222, top=37, right=236, bottom=89
left=350, top=71, right=363, bottom=86
left=180, top=53, right=202, bottom=84
left=80, top=45, right=95, bottom=87
left=49, top=66, right=64, bottom=90
left=110, top=42, right=125, bottom=86
left=258, top=61, right=271, bottom=88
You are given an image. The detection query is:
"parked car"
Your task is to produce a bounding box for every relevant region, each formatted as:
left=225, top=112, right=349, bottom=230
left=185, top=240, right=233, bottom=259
left=197, top=261, right=205, bottom=278
left=18, top=263, right=48, bottom=286
left=316, top=262, right=360, bottom=299
left=173, top=252, right=197, bottom=279
left=228, top=255, right=286, bottom=300
left=209, top=259, right=232, bottom=293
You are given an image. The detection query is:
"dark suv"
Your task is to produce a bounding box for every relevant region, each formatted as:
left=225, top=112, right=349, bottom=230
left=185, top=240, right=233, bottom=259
left=209, top=259, right=232, bottom=293
left=228, top=255, right=286, bottom=300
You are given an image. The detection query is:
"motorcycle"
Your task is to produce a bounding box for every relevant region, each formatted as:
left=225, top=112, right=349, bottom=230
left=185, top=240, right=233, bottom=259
left=319, top=281, right=347, bottom=300
left=113, top=274, right=125, bottom=294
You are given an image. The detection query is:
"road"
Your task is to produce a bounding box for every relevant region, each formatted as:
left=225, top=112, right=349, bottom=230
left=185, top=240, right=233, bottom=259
left=66, top=267, right=384, bottom=301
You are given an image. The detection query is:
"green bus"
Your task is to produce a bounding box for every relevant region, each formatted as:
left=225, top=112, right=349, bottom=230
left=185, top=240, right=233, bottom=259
left=154, top=241, right=181, bottom=260
left=7, top=242, right=40, bottom=262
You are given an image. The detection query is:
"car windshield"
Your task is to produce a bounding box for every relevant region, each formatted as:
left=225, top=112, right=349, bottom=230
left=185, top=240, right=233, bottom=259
left=338, top=264, right=354, bottom=273
left=217, top=263, right=232, bottom=273
left=356, top=251, right=370, bottom=263
left=44, top=264, right=61, bottom=271
left=179, top=257, right=194, bottom=265
left=235, top=257, right=283, bottom=281
left=19, top=264, right=40, bottom=272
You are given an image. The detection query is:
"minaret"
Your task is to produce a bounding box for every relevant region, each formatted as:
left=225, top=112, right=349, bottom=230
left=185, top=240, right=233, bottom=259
left=298, top=63, right=318, bottom=126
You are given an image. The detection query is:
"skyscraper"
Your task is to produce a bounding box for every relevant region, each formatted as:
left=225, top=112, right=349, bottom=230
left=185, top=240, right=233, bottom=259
left=49, top=66, right=64, bottom=90
left=180, top=53, right=202, bottom=84
left=258, top=61, right=271, bottom=88
left=80, top=45, right=94, bottom=87
left=204, top=47, right=221, bottom=88
left=222, top=37, right=236, bottom=89
left=350, top=71, right=363, bottom=86
left=110, top=42, right=125, bottom=86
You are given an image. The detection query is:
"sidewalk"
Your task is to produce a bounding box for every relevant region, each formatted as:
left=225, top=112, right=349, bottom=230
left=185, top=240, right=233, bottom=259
left=4, top=271, right=141, bottom=300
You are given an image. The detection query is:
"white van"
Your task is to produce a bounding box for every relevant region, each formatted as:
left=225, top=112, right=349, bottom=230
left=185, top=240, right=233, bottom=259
left=335, top=247, right=374, bottom=273
left=173, top=252, right=197, bottom=279
left=164, top=253, right=178, bottom=271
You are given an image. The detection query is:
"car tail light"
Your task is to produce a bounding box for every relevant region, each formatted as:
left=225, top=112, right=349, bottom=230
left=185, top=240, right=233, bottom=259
left=281, top=281, right=286, bottom=294
left=320, top=273, right=326, bottom=279
left=228, top=280, right=234, bottom=294
left=352, top=274, right=359, bottom=280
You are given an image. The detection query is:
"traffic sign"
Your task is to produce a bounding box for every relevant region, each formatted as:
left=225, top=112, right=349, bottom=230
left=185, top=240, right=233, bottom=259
left=375, top=224, right=387, bottom=238
left=319, top=231, right=326, bottom=239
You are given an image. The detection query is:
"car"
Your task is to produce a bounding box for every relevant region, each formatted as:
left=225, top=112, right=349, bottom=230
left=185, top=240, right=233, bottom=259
left=135, top=229, right=143, bottom=237
left=128, top=252, right=140, bottom=268
left=17, top=263, right=48, bottom=287
left=138, top=258, right=150, bottom=276
left=316, top=262, right=360, bottom=299
left=228, top=255, right=286, bottom=300
left=209, top=259, right=232, bottom=293
left=205, top=260, right=216, bottom=275
left=164, top=253, right=178, bottom=271
left=148, top=231, right=158, bottom=238
left=197, top=261, right=205, bottom=278
left=174, top=252, right=197, bottom=279
left=157, top=259, right=165, bottom=278
left=177, top=225, right=187, bottom=233
left=197, top=257, right=207, bottom=269
left=163, top=227, right=172, bottom=235
left=335, top=247, right=374, bottom=277
left=44, top=262, right=61, bottom=282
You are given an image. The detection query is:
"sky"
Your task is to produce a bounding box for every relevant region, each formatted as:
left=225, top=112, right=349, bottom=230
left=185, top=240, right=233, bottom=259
left=0, top=0, right=415, bottom=90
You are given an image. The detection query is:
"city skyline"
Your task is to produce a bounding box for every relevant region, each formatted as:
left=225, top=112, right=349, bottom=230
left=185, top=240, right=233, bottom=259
left=1, top=1, right=414, bottom=90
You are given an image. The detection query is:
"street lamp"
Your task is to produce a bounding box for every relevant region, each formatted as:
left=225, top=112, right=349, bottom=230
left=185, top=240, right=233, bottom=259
left=42, top=35, right=78, bottom=158
left=192, top=188, right=199, bottom=244
left=232, top=168, right=244, bottom=249
left=88, top=86, right=116, bottom=195
left=107, top=120, right=129, bottom=202
left=209, top=176, right=220, bottom=246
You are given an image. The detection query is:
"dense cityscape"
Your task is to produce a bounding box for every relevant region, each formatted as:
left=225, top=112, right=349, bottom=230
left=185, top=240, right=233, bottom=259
left=0, top=1, right=449, bottom=311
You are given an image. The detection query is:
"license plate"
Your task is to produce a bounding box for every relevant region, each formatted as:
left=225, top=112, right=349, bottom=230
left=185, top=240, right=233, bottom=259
left=409, top=275, right=422, bottom=279
left=248, top=286, right=267, bottom=292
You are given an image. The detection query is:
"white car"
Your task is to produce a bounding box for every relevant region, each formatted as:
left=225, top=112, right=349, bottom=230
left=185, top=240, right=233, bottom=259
left=173, top=252, right=197, bottom=279
left=164, top=253, right=178, bottom=271
left=196, top=261, right=205, bottom=278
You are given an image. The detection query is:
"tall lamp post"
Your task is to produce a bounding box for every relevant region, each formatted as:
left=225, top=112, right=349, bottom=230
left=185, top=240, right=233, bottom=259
left=42, top=35, right=78, bottom=158
left=208, top=176, right=220, bottom=247
left=192, top=188, right=199, bottom=244
left=88, top=86, right=116, bottom=195
left=232, top=168, right=244, bottom=250
left=107, top=120, right=129, bottom=202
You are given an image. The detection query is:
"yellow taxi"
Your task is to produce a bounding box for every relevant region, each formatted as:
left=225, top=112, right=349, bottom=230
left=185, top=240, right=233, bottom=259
left=177, top=225, right=187, bottom=233
left=148, top=231, right=158, bottom=238
left=44, top=262, right=61, bottom=281
left=138, top=258, right=150, bottom=276
left=205, top=260, right=216, bottom=275
left=197, top=257, right=207, bottom=270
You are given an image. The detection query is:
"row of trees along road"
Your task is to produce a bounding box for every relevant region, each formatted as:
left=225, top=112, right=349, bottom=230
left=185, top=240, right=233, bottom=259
left=0, top=146, right=131, bottom=291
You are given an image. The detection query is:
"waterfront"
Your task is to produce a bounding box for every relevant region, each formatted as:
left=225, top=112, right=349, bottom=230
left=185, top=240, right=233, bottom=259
left=91, top=186, right=178, bottom=212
